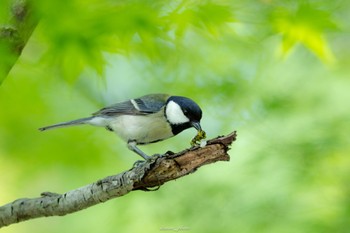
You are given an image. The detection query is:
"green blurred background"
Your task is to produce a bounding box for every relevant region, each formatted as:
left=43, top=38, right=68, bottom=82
left=1, top=0, right=349, bottom=232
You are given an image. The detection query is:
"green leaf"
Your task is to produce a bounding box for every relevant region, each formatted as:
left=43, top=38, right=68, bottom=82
left=272, top=4, right=338, bottom=63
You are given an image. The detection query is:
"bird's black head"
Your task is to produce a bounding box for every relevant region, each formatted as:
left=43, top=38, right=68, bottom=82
left=165, top=96, right=203, bottom=135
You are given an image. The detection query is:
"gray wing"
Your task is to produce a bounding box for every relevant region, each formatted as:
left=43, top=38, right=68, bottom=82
left=93, top=94, right=169, bottom=117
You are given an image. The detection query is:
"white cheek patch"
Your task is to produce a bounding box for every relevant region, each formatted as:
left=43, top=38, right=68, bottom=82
left=166, top=101, right=190, bottom=124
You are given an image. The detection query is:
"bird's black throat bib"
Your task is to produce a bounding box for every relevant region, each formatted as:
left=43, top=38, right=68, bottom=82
left=170, top=122, right=192, bottom=135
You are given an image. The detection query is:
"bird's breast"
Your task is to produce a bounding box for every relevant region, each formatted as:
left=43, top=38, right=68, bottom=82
left=108, top=112, right=173, bottom=144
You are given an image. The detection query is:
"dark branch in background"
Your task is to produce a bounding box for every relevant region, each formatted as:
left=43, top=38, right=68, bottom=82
left=0, top=0, right=39, bottom=83
left=0, top=131, right=237, bottom=228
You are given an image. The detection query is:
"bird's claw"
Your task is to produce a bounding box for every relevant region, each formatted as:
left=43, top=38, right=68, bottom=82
left=132, top=160, right=146, bottom=168
left=132, top=154, right=161, bottom=168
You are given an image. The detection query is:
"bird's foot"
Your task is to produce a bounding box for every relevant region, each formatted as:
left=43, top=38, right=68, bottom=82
left=132, top=160, right=146, bottom=168
left=132, top=153, right=162, bottom=168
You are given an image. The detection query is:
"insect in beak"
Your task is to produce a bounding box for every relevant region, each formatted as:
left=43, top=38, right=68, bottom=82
left=190, top=122, right=206, bottom=146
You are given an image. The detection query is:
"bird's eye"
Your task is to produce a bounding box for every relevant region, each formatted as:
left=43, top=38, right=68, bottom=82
left=182, top=109, right=188, bottom=114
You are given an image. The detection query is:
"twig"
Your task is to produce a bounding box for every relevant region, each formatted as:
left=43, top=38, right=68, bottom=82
left=0, top=131, right=237, bottom=228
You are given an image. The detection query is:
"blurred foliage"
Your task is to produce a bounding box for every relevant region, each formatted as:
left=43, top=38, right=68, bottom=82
left=1, top=0, right=350, bottom=232
left=271, top=3, right=338, bottom=63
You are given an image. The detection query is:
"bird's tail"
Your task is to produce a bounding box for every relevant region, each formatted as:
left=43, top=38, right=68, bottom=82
left=38, top=117, right=94, bottom=131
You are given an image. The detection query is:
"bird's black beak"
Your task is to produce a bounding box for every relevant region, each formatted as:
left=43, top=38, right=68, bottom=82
left=191, top=121, right=202, bottom=131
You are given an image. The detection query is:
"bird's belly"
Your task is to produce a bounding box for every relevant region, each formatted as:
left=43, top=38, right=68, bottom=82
left=108, top=113, right=173, bottom=144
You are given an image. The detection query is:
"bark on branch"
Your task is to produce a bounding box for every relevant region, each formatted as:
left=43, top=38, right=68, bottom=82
left=0, top=131, right=237, bottom=228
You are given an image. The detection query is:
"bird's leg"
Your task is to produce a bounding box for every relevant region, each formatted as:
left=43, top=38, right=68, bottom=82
left=127, top=141, right=151, bottom=160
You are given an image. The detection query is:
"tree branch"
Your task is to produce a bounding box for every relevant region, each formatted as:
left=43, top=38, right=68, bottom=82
left=0, top=0, right=39, bottom=83
left=0, top=131, right=237, bottom=228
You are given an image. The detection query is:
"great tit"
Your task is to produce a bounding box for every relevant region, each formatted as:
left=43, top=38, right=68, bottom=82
left=39, top=93, right=203, bottom=160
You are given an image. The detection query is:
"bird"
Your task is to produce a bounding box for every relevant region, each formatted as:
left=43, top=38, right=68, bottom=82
left=39, top=93, right=204, bottom=160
